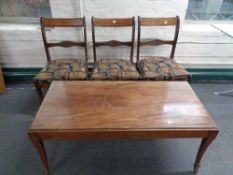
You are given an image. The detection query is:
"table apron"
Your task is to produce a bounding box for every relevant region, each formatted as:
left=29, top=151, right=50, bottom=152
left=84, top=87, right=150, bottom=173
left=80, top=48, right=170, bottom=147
left=29, top=129, right=218, bottom=140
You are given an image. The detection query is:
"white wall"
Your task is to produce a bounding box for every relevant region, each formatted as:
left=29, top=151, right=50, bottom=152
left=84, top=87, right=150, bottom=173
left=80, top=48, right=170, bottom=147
left=0, top=0, right=232, bottom=68
left=83, top=0, right=188, bottom=62
left=0, top=0, right=80, bottom=67
left=177, top=23, right=233, bottom=68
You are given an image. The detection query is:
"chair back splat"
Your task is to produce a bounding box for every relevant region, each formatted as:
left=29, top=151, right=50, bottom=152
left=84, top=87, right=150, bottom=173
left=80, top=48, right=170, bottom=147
left=137, top=16, right=180, bottom=62
left=91, top=17, right=135, bottom=63
left=40, top=17, right=88, bottom=62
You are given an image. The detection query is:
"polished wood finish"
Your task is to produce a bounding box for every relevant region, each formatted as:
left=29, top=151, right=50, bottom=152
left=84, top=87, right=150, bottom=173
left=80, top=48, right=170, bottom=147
left=137, top=16, right=180, bottom=61
left=42, top=18, right=84, bottom=27
left=93, top=18, right=134, bottom=27
left=0, top=66, right=5, bottom=93
left=140, top=17, right=177, bottom=26
left=28, top=81, right=218, bottom=174
left=36, top=17, right=88, bottom=102
left=31, top=81, right=217, bottom=130
left=92, top=17, right=135, bottom=63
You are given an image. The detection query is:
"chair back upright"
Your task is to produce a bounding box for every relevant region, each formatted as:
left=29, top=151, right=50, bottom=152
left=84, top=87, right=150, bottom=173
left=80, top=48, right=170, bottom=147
left=40, top=17, right=88, bottom=62
left=137, top=16, right=180, bottom=62
left=91, top=17, right=135, bottom=64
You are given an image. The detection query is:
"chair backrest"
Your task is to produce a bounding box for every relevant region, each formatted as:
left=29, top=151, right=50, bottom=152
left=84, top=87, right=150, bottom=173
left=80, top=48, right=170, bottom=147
left=40, top=17, right=88, bottom=62
left=91, top=17, right=135, bottom=63
left=137, top=16, right=180, bottom=62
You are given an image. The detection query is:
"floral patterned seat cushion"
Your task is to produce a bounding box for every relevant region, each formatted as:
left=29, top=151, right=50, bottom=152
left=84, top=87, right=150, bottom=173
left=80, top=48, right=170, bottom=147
left=138, top=57, right=190, bottom=80
left=34, top=59, right=87, bottom=85
left=92, top=59, right=140, bottom=80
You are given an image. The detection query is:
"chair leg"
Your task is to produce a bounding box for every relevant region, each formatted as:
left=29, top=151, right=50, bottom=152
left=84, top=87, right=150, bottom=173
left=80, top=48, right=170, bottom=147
left=187, top=74, right=192, bottom=82
left=34, top=82, right=44, bottom=103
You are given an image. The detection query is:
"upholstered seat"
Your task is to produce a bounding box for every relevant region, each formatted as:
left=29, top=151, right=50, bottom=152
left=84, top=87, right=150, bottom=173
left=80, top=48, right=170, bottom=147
left=92, top=59, right=140, bottom=80
left=136, top=17, right=191, bottom=81
left=34, top=18, right=89, bottom=102
left=34, top=59, right=87, bottom=86
left=91, top=17, right=139, bottom=81
left=138, top=57, right=190, bottom=80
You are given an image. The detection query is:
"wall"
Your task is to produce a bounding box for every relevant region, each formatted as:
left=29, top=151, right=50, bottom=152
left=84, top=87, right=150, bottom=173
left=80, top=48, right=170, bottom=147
left=0, top=0, right=81, bottom=67
left=82, top=0, right=188, bottom=62
left=0, top=0, right=188, bottom=67
left=178, top=23, right=233, bottom=68
left=0, top=0, right=232, bottom=68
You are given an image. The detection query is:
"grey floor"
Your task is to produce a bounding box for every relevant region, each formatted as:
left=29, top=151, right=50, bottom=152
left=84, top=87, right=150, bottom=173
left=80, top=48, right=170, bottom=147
left=0, top=83, right=233, bottom=175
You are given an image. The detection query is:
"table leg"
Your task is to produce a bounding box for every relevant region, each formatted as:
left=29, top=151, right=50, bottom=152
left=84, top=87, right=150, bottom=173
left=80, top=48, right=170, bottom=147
left=194, top=131, right=218, bottom=174
left=28, top=133, right=49, bottom=175
left=34, top=82, right=44, bottom=103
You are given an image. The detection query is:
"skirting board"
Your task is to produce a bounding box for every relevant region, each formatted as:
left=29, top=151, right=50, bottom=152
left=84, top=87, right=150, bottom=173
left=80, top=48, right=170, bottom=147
left=2, top=67, right=233, bottom=83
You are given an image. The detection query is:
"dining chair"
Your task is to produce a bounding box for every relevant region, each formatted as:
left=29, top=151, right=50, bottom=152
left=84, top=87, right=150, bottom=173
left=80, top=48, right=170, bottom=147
left=34, top=17, right=88, bottom=102
left=91, top=17, right=140, bottom=80
left=137, top=16, right=191, bottom=80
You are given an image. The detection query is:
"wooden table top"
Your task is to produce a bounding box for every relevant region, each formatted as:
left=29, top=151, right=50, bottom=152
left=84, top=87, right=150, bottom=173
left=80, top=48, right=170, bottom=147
left=30, top=81, right=217, bottom=131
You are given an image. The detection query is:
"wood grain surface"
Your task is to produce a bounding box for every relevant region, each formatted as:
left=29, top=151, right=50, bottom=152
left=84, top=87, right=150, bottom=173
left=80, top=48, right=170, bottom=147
left=30, top=81, right=217, bottom=131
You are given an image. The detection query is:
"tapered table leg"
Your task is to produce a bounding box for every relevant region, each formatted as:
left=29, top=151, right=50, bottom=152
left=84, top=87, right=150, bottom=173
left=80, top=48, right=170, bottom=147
left=28, top=133, right=49, bottom=175
left=194, top=131, right=218, bottom=174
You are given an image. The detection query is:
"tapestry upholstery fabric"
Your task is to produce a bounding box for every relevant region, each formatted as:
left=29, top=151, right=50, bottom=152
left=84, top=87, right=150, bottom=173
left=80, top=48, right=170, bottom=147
left=34, top=59, right=87, bottom=85
left=92, top=59, right=140, bottom=80
left=138, top=57, right=190, bottom=80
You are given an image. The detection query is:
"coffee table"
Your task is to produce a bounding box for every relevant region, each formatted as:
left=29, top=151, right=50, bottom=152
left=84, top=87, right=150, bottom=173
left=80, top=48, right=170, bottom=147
left=28, top=81, right=218, bottom=175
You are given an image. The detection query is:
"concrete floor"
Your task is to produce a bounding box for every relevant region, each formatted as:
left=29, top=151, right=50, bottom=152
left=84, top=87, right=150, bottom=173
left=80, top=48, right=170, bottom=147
left=0, top=82, right=233, bottom=175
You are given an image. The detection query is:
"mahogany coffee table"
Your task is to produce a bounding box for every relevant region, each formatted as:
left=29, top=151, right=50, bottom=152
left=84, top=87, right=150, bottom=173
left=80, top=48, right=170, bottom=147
left=28, top=81, right=218, bottom=175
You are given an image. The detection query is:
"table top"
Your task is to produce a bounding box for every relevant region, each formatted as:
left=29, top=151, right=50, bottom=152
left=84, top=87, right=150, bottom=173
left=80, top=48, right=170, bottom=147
left=30, top=81, right=217, bottom=131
